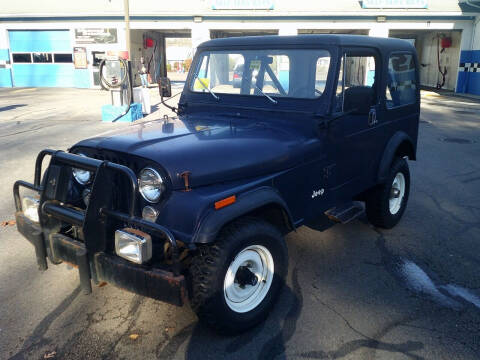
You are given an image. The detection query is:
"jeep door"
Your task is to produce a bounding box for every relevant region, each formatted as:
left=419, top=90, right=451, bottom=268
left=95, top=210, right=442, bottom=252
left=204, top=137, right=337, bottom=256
left=330, top=47, right=383, bottom=201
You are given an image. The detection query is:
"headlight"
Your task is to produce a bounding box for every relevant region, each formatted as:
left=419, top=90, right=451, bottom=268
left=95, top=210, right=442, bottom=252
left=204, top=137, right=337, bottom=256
left=142, top=206, right=159, bottom=222
left=22, top=196, right=39, bottom=222
left=72, top=154, right=92, bottom=185
left=115, top=228, right=152, bottom=264
left=138, top=168, right=164, bottom=203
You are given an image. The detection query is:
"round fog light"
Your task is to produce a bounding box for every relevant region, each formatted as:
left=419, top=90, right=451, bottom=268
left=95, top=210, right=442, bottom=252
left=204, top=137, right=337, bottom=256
left=142, top=206, right=159, bottom=223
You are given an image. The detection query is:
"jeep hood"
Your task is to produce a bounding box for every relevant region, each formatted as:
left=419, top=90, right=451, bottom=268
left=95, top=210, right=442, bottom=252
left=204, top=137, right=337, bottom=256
left=74, top=115, right=317, bottom=189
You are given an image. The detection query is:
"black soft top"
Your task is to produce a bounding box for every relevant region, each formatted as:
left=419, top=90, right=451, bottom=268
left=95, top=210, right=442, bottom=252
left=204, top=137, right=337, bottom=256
left=198, top=34, right=415, bottom=52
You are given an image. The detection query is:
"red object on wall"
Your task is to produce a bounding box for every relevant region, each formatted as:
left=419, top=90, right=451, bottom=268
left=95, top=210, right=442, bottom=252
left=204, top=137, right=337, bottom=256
left=441, top=37, right=452, bottom=49
left=145, top=38, right=154, bottom=48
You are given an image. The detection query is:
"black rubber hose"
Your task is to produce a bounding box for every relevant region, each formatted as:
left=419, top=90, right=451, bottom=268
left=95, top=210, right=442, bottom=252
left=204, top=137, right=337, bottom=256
left=111, top=73, right=132, bottom=123
left=99, top=57, right=133, bottom=122
left=99, top=58, right=128, bottom=88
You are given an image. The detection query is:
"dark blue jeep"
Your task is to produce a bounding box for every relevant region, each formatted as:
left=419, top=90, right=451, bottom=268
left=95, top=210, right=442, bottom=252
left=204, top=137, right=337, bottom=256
left=13, top=35, right=419, bottom=333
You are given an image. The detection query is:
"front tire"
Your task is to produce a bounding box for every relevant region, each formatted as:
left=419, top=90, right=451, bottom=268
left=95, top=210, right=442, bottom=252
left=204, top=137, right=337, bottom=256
left=189, top=218, right=288, bottom=334
left=366, top=157, right=410, bottom=229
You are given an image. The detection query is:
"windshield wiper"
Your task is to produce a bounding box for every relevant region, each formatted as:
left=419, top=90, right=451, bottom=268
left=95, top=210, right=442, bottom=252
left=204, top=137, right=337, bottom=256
left=196, top=77, right=219, bottom=101
left=254, top=84, right=277, bottom=104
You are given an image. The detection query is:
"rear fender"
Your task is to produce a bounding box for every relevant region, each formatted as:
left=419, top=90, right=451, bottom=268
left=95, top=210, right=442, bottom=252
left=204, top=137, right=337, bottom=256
left=377, top=131, right=416, bottom=183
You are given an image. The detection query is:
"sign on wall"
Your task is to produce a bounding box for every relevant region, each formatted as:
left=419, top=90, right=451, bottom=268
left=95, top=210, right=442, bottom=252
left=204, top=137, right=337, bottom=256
left=211, top=0, right=275, bottom=10
left=361, top=0, right=428, bottom=8
left=73, top=47, right=87, bottom=69
left=75, top=28, right=118, bottom=44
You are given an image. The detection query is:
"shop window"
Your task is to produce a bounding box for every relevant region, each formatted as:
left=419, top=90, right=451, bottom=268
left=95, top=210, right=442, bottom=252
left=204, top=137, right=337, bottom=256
left=12, top=53, right=32, bottom=63
left=54, top=54, right=73, bottom=63
left=33, top=53, right=53, bottom=63
left=386, top=53, right=417, bottom=109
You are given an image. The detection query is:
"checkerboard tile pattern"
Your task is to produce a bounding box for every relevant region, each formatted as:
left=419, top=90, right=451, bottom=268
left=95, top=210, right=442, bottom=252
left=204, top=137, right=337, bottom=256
left=459, top=62, right=480, bottom=72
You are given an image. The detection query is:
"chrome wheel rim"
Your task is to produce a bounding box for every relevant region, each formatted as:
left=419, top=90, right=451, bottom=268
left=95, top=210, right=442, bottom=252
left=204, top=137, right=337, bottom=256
left=389, top=172, right=406, bottom=215
left=223, top=245, right=274, bottom=313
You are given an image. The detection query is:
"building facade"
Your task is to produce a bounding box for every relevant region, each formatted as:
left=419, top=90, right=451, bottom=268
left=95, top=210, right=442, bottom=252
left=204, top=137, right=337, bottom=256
left=0, top=0, right=479, bottom=95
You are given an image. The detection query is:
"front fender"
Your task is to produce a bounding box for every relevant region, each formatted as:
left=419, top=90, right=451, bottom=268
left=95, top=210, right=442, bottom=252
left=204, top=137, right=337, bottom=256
left=192, top=186, right=294, bottom=244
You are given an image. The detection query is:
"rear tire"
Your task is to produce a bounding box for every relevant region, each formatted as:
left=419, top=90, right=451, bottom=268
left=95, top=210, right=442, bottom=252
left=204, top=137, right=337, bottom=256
left=366, top=157, right=410, bottom=229
left=189, top=218, right=287, bottom=334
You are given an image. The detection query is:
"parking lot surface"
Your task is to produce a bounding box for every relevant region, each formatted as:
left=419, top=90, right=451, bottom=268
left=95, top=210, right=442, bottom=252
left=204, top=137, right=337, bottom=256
left=1, top=88, right=480, bottom=360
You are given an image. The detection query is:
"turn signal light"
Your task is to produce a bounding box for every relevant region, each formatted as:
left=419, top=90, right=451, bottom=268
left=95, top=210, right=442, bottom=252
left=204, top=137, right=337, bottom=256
left=214, top=195, right=236, bottom=210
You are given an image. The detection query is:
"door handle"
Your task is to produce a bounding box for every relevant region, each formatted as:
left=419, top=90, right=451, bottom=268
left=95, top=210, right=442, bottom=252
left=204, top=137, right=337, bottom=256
left=368, top=108, right=377, bottom=126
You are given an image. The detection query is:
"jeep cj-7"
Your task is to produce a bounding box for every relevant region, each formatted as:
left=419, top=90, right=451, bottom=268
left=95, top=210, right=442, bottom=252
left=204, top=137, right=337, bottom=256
left=13, top=35, right=419, bottom=333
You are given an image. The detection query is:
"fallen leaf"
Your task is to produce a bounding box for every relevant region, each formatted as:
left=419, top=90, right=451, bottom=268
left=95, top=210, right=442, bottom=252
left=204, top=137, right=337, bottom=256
left=44, top=351, right=56, bottom=359
left=129, top=334, right=140, bottom=340
left=98, top=282, right=108, bottom=288
left=1, top=220, right=16, bottom=227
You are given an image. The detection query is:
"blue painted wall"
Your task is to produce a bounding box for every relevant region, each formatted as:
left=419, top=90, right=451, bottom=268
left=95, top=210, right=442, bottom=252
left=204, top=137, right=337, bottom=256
left=457, top=50, right=480, bottom=96
left=73, top=69, right=91, bottom=88
left=0, top=68, right=13, bottom=87
left=0, top=49, right=10, bottom=61
left=9, top=30, right=71, bottom=52
left=0, top=48, right=13, bottom=87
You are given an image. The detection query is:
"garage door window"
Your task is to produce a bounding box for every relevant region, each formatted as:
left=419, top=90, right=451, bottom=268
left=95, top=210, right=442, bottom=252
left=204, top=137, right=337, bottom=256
left=33, top=53, right=52, bottom=63
left=386, top=53, right=417, bottom=109
left=12, top=53, right=32, bottom=63
left=54, top=54, right=73, bottom=63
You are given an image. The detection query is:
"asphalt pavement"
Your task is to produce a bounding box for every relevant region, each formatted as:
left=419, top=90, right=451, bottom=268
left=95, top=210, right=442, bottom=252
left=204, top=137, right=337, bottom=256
left=0, top=87, right=479, bottom=360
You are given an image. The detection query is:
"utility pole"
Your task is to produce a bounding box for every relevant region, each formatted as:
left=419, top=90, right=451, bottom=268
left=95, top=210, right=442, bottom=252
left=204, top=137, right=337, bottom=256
left=124, top=0, right=131, bottom=59
left=123, top=0, right=133, bottom=102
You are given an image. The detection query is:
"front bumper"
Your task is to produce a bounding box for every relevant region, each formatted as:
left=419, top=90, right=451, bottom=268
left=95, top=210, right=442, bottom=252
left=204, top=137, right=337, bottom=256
left=13, top=149, right=187, bottom=306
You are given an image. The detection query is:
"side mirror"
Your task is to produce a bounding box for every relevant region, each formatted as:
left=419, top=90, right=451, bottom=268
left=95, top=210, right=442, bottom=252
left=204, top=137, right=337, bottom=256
left=158, top=77, right=172, bottom=98
left=343, top=86, right=375, bottom=115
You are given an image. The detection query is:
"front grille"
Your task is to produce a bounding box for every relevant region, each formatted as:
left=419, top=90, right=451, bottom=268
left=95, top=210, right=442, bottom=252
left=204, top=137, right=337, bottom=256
left=90, top=150, right=138, bottom=173
left=86, top=150, right=137, bottom=216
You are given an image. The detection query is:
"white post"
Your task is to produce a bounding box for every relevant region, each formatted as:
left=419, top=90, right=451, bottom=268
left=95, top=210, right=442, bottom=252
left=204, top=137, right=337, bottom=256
left=369, top=23, right=389, bottom=38
left=191, top=22, right=210, bottom=56
left=278, top=24, right=298, bottom=36
left=124, top=0, right=131, bottom=59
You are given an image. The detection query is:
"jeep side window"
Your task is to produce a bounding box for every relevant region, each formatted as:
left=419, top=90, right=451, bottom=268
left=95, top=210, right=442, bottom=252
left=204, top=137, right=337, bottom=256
left=315, top=55, right=331, bottom=96
left=386, top=53, right=417, bottom=109
left=335, top=53, right=376, bottom=112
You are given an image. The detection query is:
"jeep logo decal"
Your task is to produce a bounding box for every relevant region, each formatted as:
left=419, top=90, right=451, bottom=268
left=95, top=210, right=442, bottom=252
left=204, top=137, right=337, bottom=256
left=311, top=188, right=325, bottom=199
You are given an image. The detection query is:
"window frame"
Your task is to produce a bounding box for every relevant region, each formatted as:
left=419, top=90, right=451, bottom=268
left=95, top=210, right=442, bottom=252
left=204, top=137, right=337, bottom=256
left=384, top=51, right=418, bottom=111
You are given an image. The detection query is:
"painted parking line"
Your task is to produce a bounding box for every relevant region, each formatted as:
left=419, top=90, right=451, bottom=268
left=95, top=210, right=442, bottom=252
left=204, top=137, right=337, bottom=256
left=400, top=259, right=480, bottom=310
left=11, top=88, right=37, bottom=94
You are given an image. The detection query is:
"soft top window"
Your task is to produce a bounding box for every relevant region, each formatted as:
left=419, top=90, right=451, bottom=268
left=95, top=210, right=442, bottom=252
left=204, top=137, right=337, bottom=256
left=386, top=53, right=417, bottom=109
left=190, top=49, right=331, bottom=100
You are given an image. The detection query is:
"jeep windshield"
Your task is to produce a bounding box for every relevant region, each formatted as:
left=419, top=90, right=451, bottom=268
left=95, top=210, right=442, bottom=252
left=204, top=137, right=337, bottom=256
left=189, top=49, right=331, bottom=100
